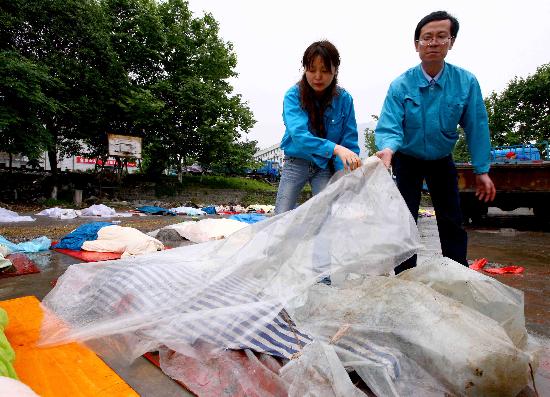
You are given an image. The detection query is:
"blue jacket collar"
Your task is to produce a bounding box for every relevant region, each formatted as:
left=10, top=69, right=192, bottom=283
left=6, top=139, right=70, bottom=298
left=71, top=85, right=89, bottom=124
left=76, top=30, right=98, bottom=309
left=415, top=63, right=448, bottom=89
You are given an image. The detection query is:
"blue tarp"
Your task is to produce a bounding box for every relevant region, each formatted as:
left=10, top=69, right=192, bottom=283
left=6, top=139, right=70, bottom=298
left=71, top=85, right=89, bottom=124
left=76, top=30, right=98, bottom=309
left=136, top=206, right=176, bottom=216
left=0, top=235, right=51, bottom=253
left=228, top=213, right=267, bottom=224
left=53, top=222, right=113, bottom=250
left=201, top=206, right=217, bottom=215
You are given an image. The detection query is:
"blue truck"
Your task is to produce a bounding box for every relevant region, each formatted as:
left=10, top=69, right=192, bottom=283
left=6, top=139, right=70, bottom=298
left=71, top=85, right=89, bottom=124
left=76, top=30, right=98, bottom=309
left=248, top=160, right=281, bottom=182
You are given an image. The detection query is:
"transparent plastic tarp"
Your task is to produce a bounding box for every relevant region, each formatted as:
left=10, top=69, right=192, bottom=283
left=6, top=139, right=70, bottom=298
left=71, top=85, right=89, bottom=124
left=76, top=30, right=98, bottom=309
left=39, top=158, right=537, bottom=396
left=288, top=258, right=538, bottom=396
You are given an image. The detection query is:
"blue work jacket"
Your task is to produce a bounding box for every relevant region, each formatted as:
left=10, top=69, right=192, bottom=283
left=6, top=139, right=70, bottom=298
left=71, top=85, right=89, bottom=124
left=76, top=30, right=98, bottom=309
left=375, top=63, right=491, bottom=174
left=280, top=85, right=360, bottom=171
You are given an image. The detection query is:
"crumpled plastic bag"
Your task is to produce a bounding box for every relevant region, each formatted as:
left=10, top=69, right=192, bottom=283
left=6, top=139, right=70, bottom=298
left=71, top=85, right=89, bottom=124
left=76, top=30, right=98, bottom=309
left=0, top=236, right=51, bottom=254
left=401, top=257, right=528, bottom=348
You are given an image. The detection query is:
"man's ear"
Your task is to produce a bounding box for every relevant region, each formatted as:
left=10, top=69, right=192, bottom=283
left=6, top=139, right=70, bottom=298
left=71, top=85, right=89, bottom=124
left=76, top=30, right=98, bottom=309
left=414, top=39, right=420, bottom=52
left=449, top=37, right=455, bottom=50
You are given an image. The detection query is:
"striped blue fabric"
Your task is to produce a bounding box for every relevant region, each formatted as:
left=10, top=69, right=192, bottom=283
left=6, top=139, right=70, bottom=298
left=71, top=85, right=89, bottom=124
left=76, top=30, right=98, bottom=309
left=72, top=258, right=400, bottom=371
left=82, top=261, right=312, bottom=359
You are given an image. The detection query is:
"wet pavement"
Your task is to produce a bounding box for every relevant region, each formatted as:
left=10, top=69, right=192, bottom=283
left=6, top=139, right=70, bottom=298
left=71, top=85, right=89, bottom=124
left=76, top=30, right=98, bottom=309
left=1, top=208, right=549, bottom=396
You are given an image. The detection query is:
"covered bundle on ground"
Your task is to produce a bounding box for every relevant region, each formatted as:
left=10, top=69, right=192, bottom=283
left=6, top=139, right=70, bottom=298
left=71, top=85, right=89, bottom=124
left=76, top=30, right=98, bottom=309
left=39, top=158, right=537, bottom=396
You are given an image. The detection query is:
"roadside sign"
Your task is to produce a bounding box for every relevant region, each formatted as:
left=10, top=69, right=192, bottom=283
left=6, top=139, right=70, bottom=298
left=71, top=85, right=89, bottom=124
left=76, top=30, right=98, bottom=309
left=107, top=134, right=142, bottom=159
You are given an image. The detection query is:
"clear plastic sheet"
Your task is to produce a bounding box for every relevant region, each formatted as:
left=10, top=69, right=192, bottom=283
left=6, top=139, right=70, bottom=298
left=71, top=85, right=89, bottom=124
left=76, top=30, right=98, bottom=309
left=399, top=257, right=528, bottom=349
left=39, top=157, right=537, bottom=395
left=288, top=259, right=538, bottom=397
left=40, top=157, right=418, bottom=345
left=279, top=341, right=366, bottom=397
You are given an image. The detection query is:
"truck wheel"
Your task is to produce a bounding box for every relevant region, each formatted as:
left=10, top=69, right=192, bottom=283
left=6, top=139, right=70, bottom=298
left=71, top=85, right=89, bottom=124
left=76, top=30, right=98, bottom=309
left=461, top=196, right=487, bottom=225
left=469, top=202, right=488, bottom=225
left=460, top=202, right=472, bottom=225
left=534, top=206, right=550, bottom=222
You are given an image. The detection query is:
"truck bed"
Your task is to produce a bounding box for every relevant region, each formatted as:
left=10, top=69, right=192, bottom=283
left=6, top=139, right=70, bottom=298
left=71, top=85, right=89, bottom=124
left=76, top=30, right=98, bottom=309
left=456, top=161, right=550, bottom=222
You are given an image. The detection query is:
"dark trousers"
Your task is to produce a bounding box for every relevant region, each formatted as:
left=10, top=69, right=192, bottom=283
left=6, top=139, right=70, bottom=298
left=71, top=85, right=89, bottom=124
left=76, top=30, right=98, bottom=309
left=393, top=152, right=468, bottom=274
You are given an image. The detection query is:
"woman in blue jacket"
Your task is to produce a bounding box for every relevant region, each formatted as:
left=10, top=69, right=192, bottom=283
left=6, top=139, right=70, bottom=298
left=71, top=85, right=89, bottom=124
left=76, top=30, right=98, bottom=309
left=275, top=40, right=362, bottom=214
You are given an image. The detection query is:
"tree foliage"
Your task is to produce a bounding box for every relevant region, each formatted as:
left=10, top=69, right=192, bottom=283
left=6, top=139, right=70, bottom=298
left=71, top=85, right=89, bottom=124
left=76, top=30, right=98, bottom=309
left=0, top=0, right=256, bottom=180
left=0, top=50, right=57, bottom=160
left=485, top=63, right=550, bottom=147
left=209, top=140, right=261, bottom=175
left=1, top=0, right=126, bottom=176
left=151, top=0, right=255, bottom=177
left=452, top=128, right=470, bottom=163
left=364, top=115, right=378, bottom=156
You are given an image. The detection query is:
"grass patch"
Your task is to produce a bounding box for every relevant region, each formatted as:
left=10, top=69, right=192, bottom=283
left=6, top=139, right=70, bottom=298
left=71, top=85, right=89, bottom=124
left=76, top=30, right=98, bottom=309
left=38, top=198, right=72, bottom=207
left=179, top=175, right=277, bottom=192
left=241, top=191, right=277, bottom=207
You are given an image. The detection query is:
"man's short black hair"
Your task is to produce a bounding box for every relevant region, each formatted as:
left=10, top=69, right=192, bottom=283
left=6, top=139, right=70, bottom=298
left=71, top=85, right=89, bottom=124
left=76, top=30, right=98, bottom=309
left=414, top=11, right=459, bottom=41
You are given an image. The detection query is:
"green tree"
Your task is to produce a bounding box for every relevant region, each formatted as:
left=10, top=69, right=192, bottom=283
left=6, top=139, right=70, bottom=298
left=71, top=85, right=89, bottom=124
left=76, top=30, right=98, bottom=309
left=98, top=0, right=166, bottom=148
left=0, top=50, right=57, bottom=165
left=152, top=0, right=256, bottom=177
left=210, top=140, right=261, bottom=175
left=485, top=63, right=550, bottom=150
left=364, top=115, right=378, bottom=156
left=2, top=0, right=126, bottom=183
left=452, top=128, right=470, bottom=163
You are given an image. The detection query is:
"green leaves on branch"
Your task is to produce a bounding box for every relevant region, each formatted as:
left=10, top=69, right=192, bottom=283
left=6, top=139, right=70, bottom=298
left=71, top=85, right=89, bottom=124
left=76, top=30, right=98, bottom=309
left=1, top=0, right=255, bottom=176
left=485, top=63, right=550, bottom=146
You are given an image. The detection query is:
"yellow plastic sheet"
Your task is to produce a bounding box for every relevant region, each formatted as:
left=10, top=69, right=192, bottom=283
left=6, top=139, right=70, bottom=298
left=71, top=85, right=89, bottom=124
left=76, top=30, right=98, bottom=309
left=0, top=296, right=138, bottom=397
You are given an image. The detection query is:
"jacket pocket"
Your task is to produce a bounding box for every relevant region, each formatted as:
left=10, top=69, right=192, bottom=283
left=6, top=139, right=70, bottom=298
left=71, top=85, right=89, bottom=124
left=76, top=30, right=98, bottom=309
left=403, top=95, right=422, bottom=129
left=325, top=113, right=344, bottom=135
left=440, top=98, right=464, bottom=136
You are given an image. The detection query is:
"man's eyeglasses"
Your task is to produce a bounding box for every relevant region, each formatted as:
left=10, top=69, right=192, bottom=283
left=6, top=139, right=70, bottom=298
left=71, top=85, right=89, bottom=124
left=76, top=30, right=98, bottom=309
left=416, top=36, right=454, bottom=46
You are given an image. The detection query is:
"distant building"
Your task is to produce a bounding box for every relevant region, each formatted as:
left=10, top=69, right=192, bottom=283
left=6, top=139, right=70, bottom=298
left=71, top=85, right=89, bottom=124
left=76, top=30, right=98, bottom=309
left=0, top=152, right=138, bottom=173
left=253, top=121, right=376, bottom=167
left=254, top=143, right=284, bottom=166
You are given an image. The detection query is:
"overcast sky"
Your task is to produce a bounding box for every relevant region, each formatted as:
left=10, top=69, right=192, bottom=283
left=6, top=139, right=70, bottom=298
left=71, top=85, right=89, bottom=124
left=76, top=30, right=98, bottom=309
left=186, top=0, right=550, bottom=149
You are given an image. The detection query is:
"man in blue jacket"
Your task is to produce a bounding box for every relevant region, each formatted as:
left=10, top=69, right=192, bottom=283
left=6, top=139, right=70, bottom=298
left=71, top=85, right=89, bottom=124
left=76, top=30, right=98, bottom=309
left=375, top=10, right=496, bottom=274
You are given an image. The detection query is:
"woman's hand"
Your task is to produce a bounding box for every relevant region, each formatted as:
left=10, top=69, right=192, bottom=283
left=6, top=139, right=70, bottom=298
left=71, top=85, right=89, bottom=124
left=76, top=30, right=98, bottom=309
left=333, top=145, right=362, bottom=171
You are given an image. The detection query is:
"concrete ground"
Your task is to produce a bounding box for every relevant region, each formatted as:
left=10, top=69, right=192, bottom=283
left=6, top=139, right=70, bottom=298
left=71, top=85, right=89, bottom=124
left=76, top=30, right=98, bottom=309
left=1, top=207, right=549, bottom=396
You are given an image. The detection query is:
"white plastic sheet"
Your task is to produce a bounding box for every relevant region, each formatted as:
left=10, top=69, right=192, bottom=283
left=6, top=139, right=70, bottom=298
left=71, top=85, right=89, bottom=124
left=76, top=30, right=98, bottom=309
left=0, top=208, right=34, bottom=223
left=40, top=159, right=417, bottom=368
left=164, top=218, right=249, bottom=243
left=81, top=225, right=164, bottom=257
left=280, top=341, right=366, bottom=397
left=169, top=206, right=206, bottom=216
left=36, top=207, right=78, bottom=219
left=79, top=204, right=116, bottom=217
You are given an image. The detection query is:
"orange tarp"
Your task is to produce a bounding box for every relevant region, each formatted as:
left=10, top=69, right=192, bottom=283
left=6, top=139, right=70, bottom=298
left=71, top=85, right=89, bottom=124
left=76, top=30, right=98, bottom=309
left=0, top=296, right=138, bottom=397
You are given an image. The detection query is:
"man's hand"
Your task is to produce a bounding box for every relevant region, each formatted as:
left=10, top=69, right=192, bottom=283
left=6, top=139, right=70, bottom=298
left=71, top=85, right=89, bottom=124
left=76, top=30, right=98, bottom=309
left=475, top=173, right=496, bottom=202
left=375, top=148, right=394, bottom=169
left=333, top=145, right=362, bottom=171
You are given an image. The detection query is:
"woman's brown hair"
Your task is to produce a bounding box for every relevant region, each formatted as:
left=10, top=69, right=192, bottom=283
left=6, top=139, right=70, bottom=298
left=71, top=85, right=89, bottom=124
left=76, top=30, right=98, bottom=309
left=299, top=40, right=340, bottom=138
